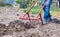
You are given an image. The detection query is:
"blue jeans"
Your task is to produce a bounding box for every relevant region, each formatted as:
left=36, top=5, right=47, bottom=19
left=42, top=0, right=52, bottom=21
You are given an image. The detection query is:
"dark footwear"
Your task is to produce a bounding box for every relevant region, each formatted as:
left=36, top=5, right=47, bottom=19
left=47, top=18, right=52, bottom=22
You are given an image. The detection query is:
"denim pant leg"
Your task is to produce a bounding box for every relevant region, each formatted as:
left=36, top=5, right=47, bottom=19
left=42, top=0, right=46, bottom=5
left=44, top=6, right=51, bottom=21
left=42, top=0, right=52, bottom=21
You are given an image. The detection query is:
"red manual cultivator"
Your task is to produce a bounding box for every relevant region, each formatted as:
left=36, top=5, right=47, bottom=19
left=20, top=0, right=48, bottom=25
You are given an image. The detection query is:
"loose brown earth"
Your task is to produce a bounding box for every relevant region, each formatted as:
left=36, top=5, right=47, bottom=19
left=0, top=6, right=60, bottom=37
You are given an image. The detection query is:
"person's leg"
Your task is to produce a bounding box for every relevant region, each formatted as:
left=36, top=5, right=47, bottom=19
left=59, top=2, right=60, bottom=8
left=42, top=0, right=47, bottom=24
left=43, top=0, right=52, bottom=24
left=44, top=6, right=51, bottom=22
left=42, top=0, right=46, bottom=5
left=46, top=0, right=52, bottom=21
left=22, top=0, right=27, bottom=8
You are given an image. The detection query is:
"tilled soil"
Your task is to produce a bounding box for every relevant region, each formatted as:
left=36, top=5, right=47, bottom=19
left=0, top=6, right=60, bottom=37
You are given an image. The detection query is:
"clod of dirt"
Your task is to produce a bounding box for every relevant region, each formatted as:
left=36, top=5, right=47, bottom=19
left=24, top=21, right=37, bottom=29
left=8, top=20, right=36, bottom=30
left=0, top=23, right=12, bottom=36
left=17, top=14, right=19, bottom=16
left=2, top=35, right=12, bottom=37
left=31, top=33, right=41, bottom=37
left=8, top=20, right=25, bottom=32
left=51, top=34, right=59, bottom=37
left=51, top=18, right=60, bottom=24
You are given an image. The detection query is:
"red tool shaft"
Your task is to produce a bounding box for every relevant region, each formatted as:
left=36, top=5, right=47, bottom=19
left=23, top=0, right=38, bottom=17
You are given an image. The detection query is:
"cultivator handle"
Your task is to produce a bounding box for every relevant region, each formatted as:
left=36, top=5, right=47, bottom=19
left=20, top=0, right=48, bottom=25
left=23, top=0, right=38, bottom=17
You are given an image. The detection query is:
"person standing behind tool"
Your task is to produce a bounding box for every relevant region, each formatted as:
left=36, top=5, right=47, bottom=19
left=58, top=0, right=60, bottom=8
left=22, top=0, right=27, bottom=8
left=42, top=0, right=52, bottom=25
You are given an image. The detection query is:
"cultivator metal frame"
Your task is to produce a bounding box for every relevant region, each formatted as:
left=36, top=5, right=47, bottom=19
left=20, top=0, right=48, bottom=25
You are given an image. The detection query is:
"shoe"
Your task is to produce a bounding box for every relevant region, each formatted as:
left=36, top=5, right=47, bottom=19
left=43, top=19, right=47, bottom=25
left=47, top=18, right=52, bottom=22
left=43, top=21, right=47, bottom=25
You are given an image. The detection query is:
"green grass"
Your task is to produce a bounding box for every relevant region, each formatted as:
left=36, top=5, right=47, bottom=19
left=20, top=4, right=43, bottom=14
left=20, top=5, right=60, bottom=15
left=54, top=8, right=60, bottom=12
left=51, top=7, right=60, bottom=12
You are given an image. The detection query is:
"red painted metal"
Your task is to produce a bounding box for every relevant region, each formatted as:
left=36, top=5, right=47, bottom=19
left=20, top=0, right=48, bottom=25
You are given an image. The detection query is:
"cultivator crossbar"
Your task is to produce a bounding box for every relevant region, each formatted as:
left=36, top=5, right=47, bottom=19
left=20, top=0, right=48, bottom=25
